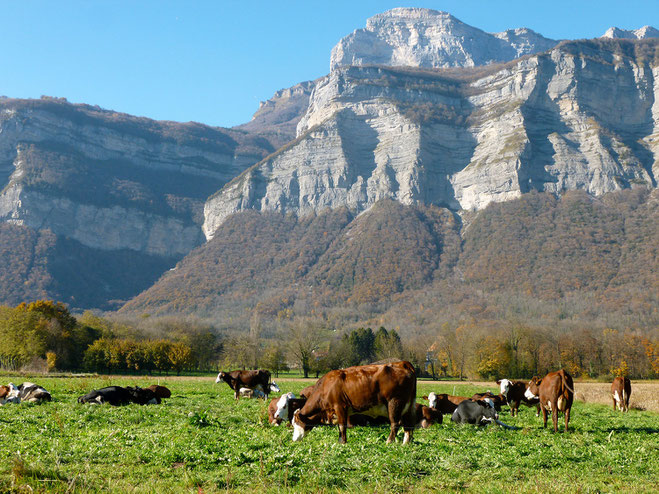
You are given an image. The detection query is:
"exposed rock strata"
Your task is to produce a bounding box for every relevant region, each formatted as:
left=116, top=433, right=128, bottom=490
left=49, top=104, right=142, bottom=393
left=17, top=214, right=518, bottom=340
left=203, top=39, right=658, bottom=239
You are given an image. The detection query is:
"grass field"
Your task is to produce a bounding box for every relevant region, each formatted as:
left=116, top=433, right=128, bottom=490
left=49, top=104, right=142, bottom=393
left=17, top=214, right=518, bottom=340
left=1, top=375, right=657, bottom=493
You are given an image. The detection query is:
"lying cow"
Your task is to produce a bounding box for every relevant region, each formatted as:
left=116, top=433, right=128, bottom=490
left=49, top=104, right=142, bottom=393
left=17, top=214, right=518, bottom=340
left=425, top=392, right=469, bottom=414
left=0, top=385, right=8, bottom=401
left=216, top=369, right=272, bottom=400
left=415, top=403, right=443, bottom=428
left=470, top=391, right=506, bottom=411
left=292, top=361, right=417, bottom=444
left=78, top=386, right=159, bottom=406
left=240, top=382, right=280, bottom=399
left=451, top=399, right=499, bottom=426
left=269, top=392, right=307, bottom=425
left=496, top=379, right=540, bottom=416
left=18, top=382, right=52, bottom=403
left=611, top=376, right=632, bottom=412
left=525, top=369, right=574, bottom=432
left=0, top=383, right=21, bottom=405
left=147, top=385, right=171, bottom=400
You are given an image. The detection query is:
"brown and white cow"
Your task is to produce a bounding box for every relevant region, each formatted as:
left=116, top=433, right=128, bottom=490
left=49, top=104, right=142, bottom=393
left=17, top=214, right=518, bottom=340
left=611, top=376, right=631, bottom=412
left=496, top=379, right=541, bottom=417
left=525, top=369, right=574, bottom=432
left=292, top=361, right=417, bottom=444
left=425, top=392, right=469, bottom=414
left=415, top=403, right=443, bottom=428
left=215, top=369, right=272, bottom=400
left=268, top=392, right=308, bottom=425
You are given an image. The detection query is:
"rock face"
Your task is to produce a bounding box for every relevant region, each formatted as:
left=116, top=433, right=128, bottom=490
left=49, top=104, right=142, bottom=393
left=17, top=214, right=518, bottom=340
left=0, top=98, right=276, bottom=257
left=330, top=8, right=557, bottom=71
left=236, top=80, right=317, bottom=142
left=203, top=39, right=659, bottom=239
left=602, top=26, right=659, bottom=40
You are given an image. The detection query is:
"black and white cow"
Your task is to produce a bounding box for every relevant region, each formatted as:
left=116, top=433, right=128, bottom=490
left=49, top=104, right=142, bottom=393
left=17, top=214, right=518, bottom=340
left=78, top=386, right=159, bottom=406
left=451, top=399, right=499, bottom=425
left=18, top=382, right=52, bottom=403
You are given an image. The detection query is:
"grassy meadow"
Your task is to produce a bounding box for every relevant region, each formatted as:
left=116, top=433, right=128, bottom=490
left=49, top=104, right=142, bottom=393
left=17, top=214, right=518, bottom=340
left=0, top=375, right=657, bottom=493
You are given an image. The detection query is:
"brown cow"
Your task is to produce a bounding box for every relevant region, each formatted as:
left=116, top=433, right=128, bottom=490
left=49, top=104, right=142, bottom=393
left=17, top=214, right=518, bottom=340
left=292, top=361, right=417, bottom=444
left=611, top=377, right=631, bottom=412
left=147, top=385, right=171, bottom=400
left=525, top=369, right=574, bottom=432
left=299, top=385, right=316, bottom=399
left=215, top=369, right=271, bottom=400
left=425, top=392, right=469, bottom=414
left=496, top=379, right=541, bottom=416
left=415, top=403, right=443, bottom=428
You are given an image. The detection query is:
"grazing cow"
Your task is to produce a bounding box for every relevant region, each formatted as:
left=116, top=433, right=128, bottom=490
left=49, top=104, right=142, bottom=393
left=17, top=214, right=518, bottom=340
left=415, top=403, right=443, bottom=428
left=292, top=361, right=417, bottom=444
left=451, top=399, right=499, bottom=425
left=470, top=391, right=506, bottom=411
left=525, top=369, right=574, bottom=432
left=269, top=392, right=307, bottom=425
left=78, top=386, right=159, bottom=406
left=425, top=392, right=469, bottom=414
left=147, top=385, right=171, bottom=400
left=299, top=385, right=316, bottom=399
left=611, top=377, right=632, bottom=412
left=18, top=382, right=52, bottom=403
left=496, top=379, right=540, bottom=416
left=215, top=370, right=272, bottom=400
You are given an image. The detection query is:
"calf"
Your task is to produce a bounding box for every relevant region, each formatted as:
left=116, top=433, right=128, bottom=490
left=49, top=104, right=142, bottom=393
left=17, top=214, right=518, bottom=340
left=525, top=369, right=574, bottom=432
left=611, top=377, right=631, bottom=412
left=496, top=379, right=540, bottom=417
left=451, top=399, right=499, bottom=426
left=240, top=382, right=280, bottom=399
left=292, top=361, right=417, bottom=444
left=216, top=369, right=272, bottom=400
left=425, top=392, right=469, bottom=414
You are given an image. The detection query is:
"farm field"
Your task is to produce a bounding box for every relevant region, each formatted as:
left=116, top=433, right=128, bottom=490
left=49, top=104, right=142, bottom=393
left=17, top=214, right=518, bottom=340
left=1, top=375, right=657, bottom=493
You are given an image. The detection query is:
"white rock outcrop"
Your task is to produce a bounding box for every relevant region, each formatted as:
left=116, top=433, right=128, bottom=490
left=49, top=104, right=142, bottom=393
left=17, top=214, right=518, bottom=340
left=203, top=40, right=658, bottom=239
left=330, top=8, right=557, bottom=71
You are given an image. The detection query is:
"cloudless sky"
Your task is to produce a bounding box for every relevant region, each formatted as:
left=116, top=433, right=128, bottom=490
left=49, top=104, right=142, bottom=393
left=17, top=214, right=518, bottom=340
left=1, top=1, right=657, bottom=127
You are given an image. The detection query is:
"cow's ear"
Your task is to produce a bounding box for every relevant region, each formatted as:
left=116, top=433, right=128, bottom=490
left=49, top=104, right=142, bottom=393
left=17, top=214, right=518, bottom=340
left=422, top=395, right=428, bottom=400
left=496, top=380, right=501, bottom=385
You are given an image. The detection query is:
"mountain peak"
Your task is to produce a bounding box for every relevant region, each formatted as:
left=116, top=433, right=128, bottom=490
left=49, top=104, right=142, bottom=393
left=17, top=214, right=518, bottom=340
left=602, top=25, right=659, bottom=39
left=330, top=8, right=557, bottom=71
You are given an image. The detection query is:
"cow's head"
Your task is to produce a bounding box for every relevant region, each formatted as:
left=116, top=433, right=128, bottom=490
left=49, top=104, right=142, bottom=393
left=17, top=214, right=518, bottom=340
left=497, top=379, right=512, bottom=398
left=292, top=409, right=309, bottom=441
left=274, top=392, right=295, bottom=421
left=525, top=377, right=541, bottom=400
left=427, top=392, right=438, bottom=410
left=479, top=399, right=499, bottom=422
left=0, top=385, right=8, bottom=399
left=215, top=372, right=227, bottom=384
left=127, top=386, right=158, bottom=405
left=269, top=381, right=280, bottom=393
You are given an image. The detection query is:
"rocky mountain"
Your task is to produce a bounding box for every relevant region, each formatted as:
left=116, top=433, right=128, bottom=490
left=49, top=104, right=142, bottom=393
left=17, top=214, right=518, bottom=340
left=330, top=8, right=558, bottom=70
left=203, top=38, right=659, bottom=239
left=602, top=26, right=659, bottom=40
left=0, top=97, right=277, bottom=308
left=235, top=80, right=317, bottom=142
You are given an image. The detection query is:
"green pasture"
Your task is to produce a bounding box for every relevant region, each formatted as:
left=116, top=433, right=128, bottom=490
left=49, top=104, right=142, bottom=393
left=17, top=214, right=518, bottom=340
left=0, top=376, right=657, bottom=493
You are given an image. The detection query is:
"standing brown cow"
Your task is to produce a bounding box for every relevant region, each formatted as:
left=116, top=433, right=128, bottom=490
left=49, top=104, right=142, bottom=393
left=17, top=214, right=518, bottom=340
left=525, top=369, right=574, bottom=432
left=611, top=376, right=632, bottom=412
left=215, top=369, right=272, bottom=400
left=292, top=361, right=417, bottom=444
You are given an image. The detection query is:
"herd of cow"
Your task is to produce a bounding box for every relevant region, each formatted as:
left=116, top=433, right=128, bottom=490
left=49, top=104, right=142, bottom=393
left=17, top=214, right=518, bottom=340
left=215, top=362, right=634, bottom=444
left=1, top=362, right=633, bottom=445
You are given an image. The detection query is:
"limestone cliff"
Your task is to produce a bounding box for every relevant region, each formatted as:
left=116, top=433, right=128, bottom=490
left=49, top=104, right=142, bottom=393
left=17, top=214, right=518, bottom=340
left=0, top=98, right=276, bottom=257
left=330, top=8, right=558, bottom=71
left=203, top=39, right=658, bottom=239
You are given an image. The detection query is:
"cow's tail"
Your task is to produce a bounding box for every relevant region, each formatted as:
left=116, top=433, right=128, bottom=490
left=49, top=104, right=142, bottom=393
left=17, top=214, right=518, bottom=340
left=560, top=370, right=576, bottom=395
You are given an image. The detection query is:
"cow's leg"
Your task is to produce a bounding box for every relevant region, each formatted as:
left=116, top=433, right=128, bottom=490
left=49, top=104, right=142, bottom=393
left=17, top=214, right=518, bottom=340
left=551, top=402, right=559, bottom=432
left=535, top=404, right=540, bottom=417
left=612, top=397, right=617, bottom=411
left=387, top=401, right=403, bottom=444
left=564, top=406, right=571, bottom=432
left=511, top=401, right=519, bottom=417
left=541, top=405, right=548, bottom=428
left=335, top=408, right=348, bottom=444
left=234, top=388, right=240, bottom=400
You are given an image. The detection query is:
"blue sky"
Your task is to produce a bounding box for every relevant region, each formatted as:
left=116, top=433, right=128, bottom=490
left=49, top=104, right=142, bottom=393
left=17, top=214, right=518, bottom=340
left=2, top=1, right=656, bottom=128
